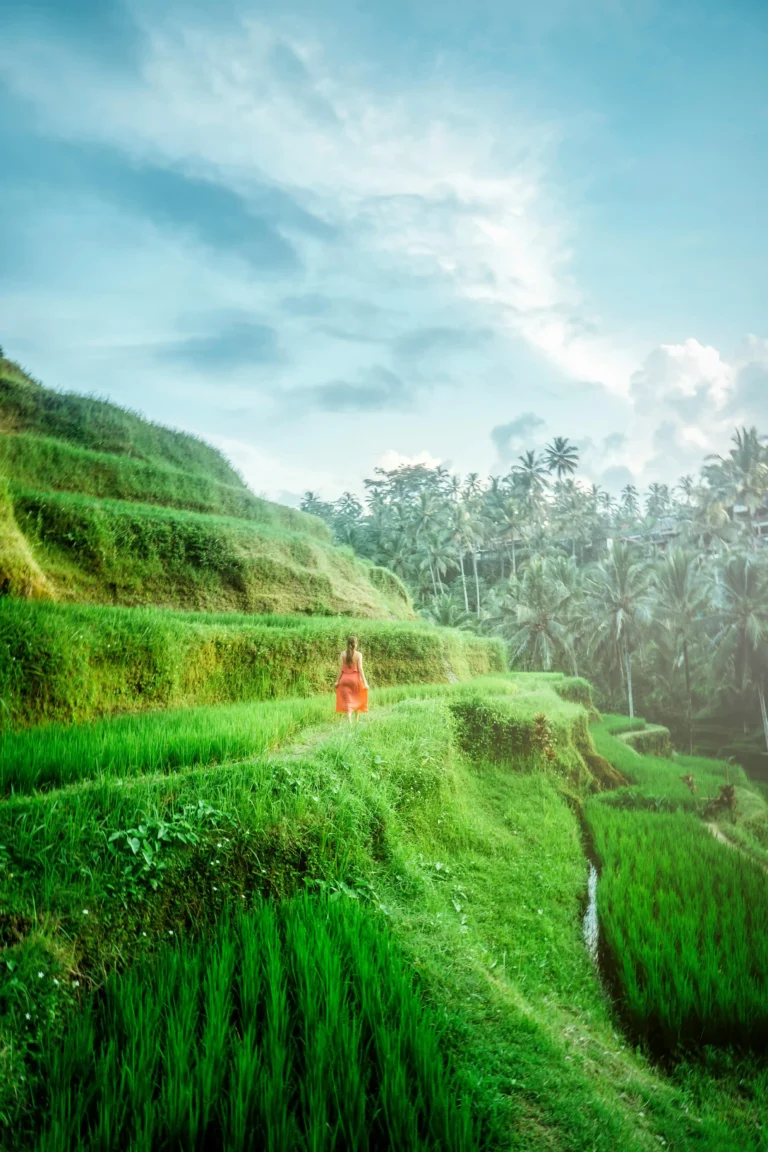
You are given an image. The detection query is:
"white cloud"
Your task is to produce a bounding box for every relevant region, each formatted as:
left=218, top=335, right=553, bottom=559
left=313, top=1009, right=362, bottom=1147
left=2, top=13, right=766, bottom=496
left=630, top=338, right=733, bottom=409
left=375, top=448, right=442, bottom=472
left=624, top=335, right=768, bottom=483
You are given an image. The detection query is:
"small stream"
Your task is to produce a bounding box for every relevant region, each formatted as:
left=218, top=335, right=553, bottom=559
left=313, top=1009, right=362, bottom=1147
left=583, top=862, right=599, bottom=966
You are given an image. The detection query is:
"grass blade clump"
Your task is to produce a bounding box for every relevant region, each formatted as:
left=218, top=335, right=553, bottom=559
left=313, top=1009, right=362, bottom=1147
left=34, top=897, right=477, bottom=1151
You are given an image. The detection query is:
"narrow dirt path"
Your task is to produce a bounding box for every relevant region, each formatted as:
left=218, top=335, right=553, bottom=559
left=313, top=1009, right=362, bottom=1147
left=706, top=821, right=768, bottom=873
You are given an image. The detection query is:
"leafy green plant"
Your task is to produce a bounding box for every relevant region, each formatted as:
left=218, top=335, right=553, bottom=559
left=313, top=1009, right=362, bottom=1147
left=107, top=801, right=224, bottom=897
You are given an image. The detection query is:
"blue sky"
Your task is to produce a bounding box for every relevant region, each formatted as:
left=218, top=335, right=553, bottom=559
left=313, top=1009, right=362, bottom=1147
left=1, top=0, right=766, bottom=503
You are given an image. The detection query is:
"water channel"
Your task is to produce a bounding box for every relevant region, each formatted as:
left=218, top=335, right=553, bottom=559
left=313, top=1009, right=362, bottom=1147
left=583, top=862, right=599, bottom=966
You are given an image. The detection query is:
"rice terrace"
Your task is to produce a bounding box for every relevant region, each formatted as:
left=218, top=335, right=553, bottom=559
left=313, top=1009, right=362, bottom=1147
left=2, top=1, right=767, bottom=1146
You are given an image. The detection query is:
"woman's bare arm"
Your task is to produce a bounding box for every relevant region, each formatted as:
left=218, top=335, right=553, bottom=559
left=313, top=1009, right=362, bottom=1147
left=358, top=652, right=370, bottom=689
left=335, top=654, right=344, bottom=686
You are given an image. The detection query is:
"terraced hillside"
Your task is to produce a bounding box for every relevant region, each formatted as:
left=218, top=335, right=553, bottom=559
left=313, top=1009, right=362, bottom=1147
left=0, top=357, right=411, bottom=619
left=2, top=672, right=767, bottom=1150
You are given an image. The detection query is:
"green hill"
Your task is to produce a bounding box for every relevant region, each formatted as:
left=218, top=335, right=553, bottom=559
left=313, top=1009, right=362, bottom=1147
left=0, top=357, right=411, bottom=618
left=0, top=356, right=505, bottom=728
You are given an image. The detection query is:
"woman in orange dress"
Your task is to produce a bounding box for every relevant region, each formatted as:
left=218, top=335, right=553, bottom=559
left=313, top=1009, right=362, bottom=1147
left=335, top=635, right=369, bottom=721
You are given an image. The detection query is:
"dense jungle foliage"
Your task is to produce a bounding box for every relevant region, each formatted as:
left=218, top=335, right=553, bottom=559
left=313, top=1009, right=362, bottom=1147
left=303, top=428, right=768, bottom=763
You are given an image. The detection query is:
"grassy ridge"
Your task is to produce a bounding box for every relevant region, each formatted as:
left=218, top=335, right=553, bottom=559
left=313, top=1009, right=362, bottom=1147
left=449, top=684, right=624, bottom=790
left=0, top=361, right=242, bottom=485
left=0, top=676, right=517, bottom=794
left=12, top=486, right=410, bottom=616
left=0, top=598, right=506, bottom=728
left=589, top=806, right=768, bottom=1048
left=0, top=432, right=329, bottom=536
left=0, top=479, right=51, bottom=599
left=37, top=898, right=475, bottom=1152
left=591, top=720, right=744, bottom=808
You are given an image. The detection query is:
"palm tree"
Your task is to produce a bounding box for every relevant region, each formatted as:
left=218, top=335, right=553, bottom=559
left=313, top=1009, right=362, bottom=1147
left=448, top=501, right=473, bottom=611
left=545, top=436, right=580, bottom=480
left=512, top=451, right=550, bottom=516
left=712, top=552, right=768, bottom=750
left=705, top=427, right=768, bottom=547
left=496, top=495, right=525, bottom=577
left=545, top=554, right=586, bottom=674
left=424, top=531, right=454, bottom=595
left=645, top=483, right=671, bottom=521
left=587, top=543, right=653, bottom=723
left=652, top=548, right=707, bottom=752
left=620, top=484, right=640, bottom=523
left=676, top=475, right=697, bottom=506
left=503, top=557, right=576, bottom=672
left=465, top=505, right=486, bottom=618
left=463, top=472, right=484, bottom=500
left=410, top=492, right=445, bottom=592
left=447, top=474, right=463, bottom=501
left=421, top=592, right=474, bottom=630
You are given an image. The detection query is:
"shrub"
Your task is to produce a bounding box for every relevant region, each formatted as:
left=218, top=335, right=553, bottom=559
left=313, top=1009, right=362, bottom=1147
left=551, top=676, right=595, bottom=712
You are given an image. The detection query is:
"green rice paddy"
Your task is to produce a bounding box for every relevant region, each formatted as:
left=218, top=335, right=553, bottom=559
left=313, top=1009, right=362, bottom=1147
left=35, top=897, right=475, bottom=1152
left=588, top=805, right=768, bottom=1047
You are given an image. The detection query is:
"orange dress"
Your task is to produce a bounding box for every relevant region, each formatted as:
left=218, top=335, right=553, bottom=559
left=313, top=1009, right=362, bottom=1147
left=335, top=657, right=369, bottom=714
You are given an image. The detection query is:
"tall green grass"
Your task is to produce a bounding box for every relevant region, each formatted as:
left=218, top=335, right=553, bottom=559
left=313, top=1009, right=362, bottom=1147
left=0, top=675, right=516, bottom=795
left=13, top=486, right=409, bottom=617
left=0, top=365, right=243, bottom=485
left=0, top=599, right=503, bottom=728
left=587, top=804, right=768, bottom=1047
left=2, top=683, right=767, bottom=1149
left=0, top=694, right=333, bottom=793
left=0, top=432, right=329, bottom=536
left=34, top=897, right=476, bottom=1152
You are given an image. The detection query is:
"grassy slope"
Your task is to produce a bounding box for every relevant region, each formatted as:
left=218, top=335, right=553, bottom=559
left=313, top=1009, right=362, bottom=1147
left=2, top=679, right=766, bottom=1149
left=11, top=486, right=411, bottom=617
left=0, top=359, right=410, bottom=619
left=0, top=360, right=244, bottom=484
left=0, top=431, right=329, bottom=533
left=0, top=599, right=506, bottom=728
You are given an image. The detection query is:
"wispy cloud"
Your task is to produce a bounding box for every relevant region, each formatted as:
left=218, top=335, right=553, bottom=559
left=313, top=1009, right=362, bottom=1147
left=491, top=412, right=546, bottom=464
left=0, top=12, right=638, bottom=397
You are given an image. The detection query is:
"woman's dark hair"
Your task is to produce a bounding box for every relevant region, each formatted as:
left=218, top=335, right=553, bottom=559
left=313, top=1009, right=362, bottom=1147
left=345, top=636, right=358, bottom=666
